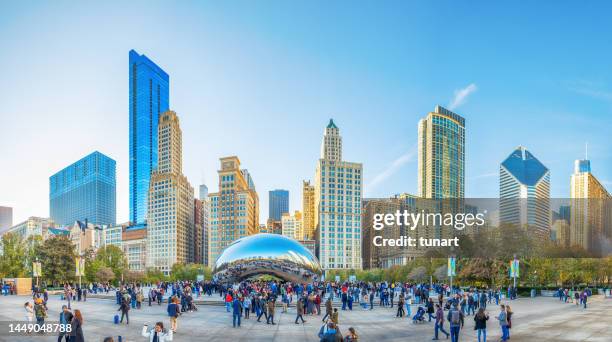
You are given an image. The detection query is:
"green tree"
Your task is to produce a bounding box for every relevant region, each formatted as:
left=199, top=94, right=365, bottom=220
left=35, top=236, right=76, bottom=285
left=0, top=233, right=28, bottom=278
left=94, top=245, right=127, bottom=281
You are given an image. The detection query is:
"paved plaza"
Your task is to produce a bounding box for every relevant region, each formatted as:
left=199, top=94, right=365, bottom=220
left=0, top=294, right=610, bottom=341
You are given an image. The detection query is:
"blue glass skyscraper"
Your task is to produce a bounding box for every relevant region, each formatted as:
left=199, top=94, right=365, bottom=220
left=50, top=151, right=116, bottom=226
left=269, top=189, right=289, bottom=221
left=129, top=50, right=170, bottom=224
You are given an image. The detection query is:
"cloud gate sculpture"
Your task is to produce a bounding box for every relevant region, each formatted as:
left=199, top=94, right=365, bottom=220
left=212, top=233, right=322, bottom=283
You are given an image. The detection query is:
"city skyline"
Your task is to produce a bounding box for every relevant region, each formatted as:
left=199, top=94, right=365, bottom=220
left=2, top=1, right=612, bottom=225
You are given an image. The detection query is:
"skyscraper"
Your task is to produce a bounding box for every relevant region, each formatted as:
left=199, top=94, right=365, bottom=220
left=269, top=189, right=289, bottom=221
left=0, top=206, right=13, bottom=233
left=199, top=184, right=210, bottom=266
left=499, top=146, right=551, bottom=238
left=208, top=156, right=260, bottom=264
left=302, top=180, right=315, bottom=240
left=129, top=50, right=170, bottom=225
left=418, top=105, right=465, bottom=199
left=146, top=111, right=194, bottom=274
left=315, top=119, right=363, bottom=270
left=50, top=151, right=116, bottom=226
left=570, top=157, right=611, bottom=253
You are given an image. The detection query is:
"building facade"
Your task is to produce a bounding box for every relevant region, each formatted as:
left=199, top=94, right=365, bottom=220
left=281, top=210, right=303, bottom=240
left=302, top=181, right=316, bottom=240
left=570, top=158, right=611, bottom=254
left=208, top=156, right=260, bottom=264
left=315, top=119, right=363, bottom=270
left=269, top=189, right=289, bottom=221
left=50, top=151, right=116, bottom=226
left=418, top=105, right=465, bottom=199
left=199, top=184, right=210, bottom=266
left=499, top=146, right=551, bottom=238
left=129, top=49, right=170, bottom=225
left=5, top=217, right=55, bottom=241
left=146, top=111, right=195, bottom=274
left=0, top=206, right=13, bottom=233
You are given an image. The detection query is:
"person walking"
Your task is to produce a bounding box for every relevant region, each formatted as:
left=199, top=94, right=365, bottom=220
left=266, top=298, right=276, bottom=325
left=505, top=305, right=513, bottom=339
left=58, top=305, right=73, bottom=342
left=427, top=298, right=435, bottom=322
left=232, top=296, right=243, bottom=328
left=396, top=294, right=405, bottom=318
left=447, top=303, right=464, bottom=342
left=496, top=305, right=509, bottom=342
left=70, top=309, right=85, bottom=342
left=167, top=297, right=180, bottom=333
left=142, top=322, right=173, bottom=342
left=295, top=297, right=306, bottom=324
left=256, top=296, right=268, bottom=322
left=433, top=304, right=449, bottom=340
left=474, top=308, right=489, bottom=342
left=322, top=297, right=333, bottom=321
left=118, top=297, right=130, bottom=325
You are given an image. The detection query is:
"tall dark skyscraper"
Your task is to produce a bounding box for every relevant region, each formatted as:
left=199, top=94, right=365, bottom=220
left=129, top=50, right=170, bottom=224
left=269, top=189, right=289, bottom=221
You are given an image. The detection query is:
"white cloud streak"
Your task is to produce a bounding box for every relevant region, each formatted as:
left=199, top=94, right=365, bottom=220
left=448, top=83, right=478, bottom=110
left=366, top=147, right=416, bottom=194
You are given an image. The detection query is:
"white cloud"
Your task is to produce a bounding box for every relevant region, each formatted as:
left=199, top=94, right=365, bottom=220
left=448, top=83, right=478, bottom=110
left=366, top=147, right=416, bottom=195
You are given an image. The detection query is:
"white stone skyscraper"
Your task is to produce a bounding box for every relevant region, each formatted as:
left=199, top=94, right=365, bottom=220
left=146, top=111, right=195, bottom=274
left=499, top=146, right=550, bottom=238
left=315, top=119, right=362, bottom=270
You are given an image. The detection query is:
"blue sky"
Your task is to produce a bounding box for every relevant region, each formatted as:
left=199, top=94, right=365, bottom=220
left=1, top=1, right=611, bottom=224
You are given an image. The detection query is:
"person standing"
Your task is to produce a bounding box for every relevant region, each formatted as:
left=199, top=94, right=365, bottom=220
left=118, top=297, right=130, bottom=325
left=232, top=296, right=243, bottom=328
left=243, top=296, right=251, bottom=319
left=331, top=308, right=339, bottom=325
left=433, top=304, right=449, bottom=340
left=70, top=309, right=85, bottom=342
left=474, top=308, right=489, bottom=342
left=447, top=303, right=464, bottom=342
left=142, top=322, right=173, bottom=342
left=266, top=298, right=276, bottom=325
left=58, top=305, right=73, bottom=342
left=24, top=302, right=34, bottom=323
left=34, top=298, right=47, bottom=329
left=505, top=305, right=513, bottom=339
left=395, top=294, right=403, bottom=317
left=496, top=305, right=509, bottom=342
left=167, top=297, right=180, bottom=333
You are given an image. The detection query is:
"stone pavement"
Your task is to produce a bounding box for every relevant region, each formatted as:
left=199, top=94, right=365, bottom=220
left=0, top=294, right=610, bottom=341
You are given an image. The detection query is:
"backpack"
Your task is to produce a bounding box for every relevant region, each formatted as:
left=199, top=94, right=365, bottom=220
left=451, top=310, right=460, bottom=325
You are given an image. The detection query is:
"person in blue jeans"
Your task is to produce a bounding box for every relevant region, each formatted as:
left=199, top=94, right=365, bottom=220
left=496, top=305, right=509, bottom=341
left=447, top=302, right=464, bottom=342
left=232, top=297, right=243, bottom=328
left=433, top=304, right=449, bottom=340
left=473, top=308, right=489, bottom=342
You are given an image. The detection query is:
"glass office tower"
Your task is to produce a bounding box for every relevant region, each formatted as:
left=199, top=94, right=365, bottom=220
left=129, top=49, right=170, bottom=224
left=269, top=189, right=289, bottom=221
left=50, top=151, right=116, bottom=226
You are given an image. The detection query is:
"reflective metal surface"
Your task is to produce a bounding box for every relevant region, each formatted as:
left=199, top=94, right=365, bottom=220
left=212, top=233, right=322, bottom=283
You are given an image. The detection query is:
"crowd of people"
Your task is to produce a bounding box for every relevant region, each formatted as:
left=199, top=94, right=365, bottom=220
left=12, top=278, right=597, bottom=342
